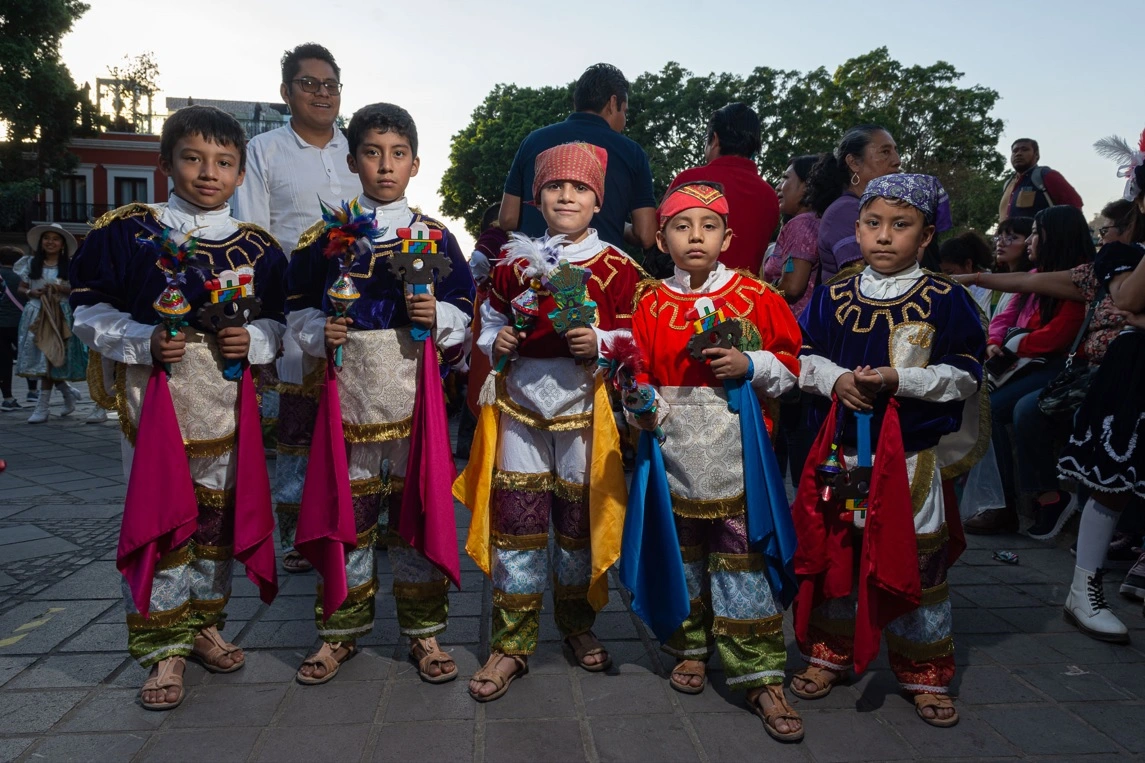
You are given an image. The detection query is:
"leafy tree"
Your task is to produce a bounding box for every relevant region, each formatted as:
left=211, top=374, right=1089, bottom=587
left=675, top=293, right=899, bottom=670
left=102, top=52, right=160, bottom=134
left=0, top=0, right=90, bottom=226
left=440, top=49, right=1006, bottom=237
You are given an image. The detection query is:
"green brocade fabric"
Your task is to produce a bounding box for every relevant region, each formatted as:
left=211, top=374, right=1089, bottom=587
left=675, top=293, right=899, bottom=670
left=395, top=593, right=449, bottom=637
left=491, top=607, right=540, bottom=655
left=664, top=599, right=714, bottom=659
left=554, top=596, right=595, bottom=639
left=716, top=630, right=786, bottom=690
left=315, top=596, right=375, bottom=643
left=127, top=618, right=195, bottom=667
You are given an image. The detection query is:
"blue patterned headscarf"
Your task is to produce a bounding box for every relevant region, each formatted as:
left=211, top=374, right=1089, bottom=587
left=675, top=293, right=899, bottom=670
left=860, top=173, right=953, bottom=232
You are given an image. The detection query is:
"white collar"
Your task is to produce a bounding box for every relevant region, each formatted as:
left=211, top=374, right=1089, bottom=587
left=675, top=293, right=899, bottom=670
left=666, top=262, right=731, bottom=295
left=288, top=121, right=343, bottom=151
left=161, top=194, right=237, bottom=239
left=541, top=229, right=605, bottom=263
left=357, top=194, right=412, bottom=241
left=858, top=263, right=925, bottom=299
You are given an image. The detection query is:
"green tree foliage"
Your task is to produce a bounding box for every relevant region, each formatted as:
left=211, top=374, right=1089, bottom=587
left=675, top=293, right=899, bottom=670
left=0, top=0, right=90, bottom=226
left=440, top=48, right=1005, bottom=237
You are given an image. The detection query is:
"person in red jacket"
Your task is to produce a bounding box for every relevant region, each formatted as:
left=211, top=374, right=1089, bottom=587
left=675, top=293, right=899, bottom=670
left=669, top=103, right=779, bottom=274
left=999, top=138, right=1084, bottom=222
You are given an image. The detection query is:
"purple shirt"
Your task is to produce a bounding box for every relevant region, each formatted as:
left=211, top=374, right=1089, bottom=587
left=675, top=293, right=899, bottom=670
left=816, top=193, right=862, bottom=282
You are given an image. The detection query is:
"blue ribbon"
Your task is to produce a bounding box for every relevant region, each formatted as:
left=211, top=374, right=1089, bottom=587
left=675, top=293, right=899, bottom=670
left=725, top=378, right=798, bottom=608
left=410, top=283, right=431, bottom=341
left=619, top=430, right=690, bottom=643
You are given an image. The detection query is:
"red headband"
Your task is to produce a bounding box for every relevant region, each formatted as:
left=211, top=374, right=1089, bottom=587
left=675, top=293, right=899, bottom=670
left=657, top=183, right=729, bottom=227
left=532, top=142, right=608, bottom=204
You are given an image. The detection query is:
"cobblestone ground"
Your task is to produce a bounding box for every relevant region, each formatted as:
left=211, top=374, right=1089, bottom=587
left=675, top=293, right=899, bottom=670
left=3, top=383, right=1145, bottom=761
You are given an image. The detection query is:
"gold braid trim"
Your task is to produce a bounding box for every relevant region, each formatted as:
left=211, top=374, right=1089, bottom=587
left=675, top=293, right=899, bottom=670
left=317, top=578, right=379, bottom=605
left=293, top=219, right=326, bottom=254
left=553, top=477, right=587, bottom=503
left=941, top=393, right=993, bottom=481
left=809, top=610, right=855, bottom=637
left=671, top=493, right=746, bottom=519
left=394, top=578, right=451, bottom=600
left=235, top=222, right=282, bottom=253
left=492, top=469, right=553, bottom=493
left=355, top=527, right=377, bottom=549
left=492, top=590, right=544, bottom=611
left=156, top=545, right=193, bottom=570
left=911, top=450, right=938, bottom=515
left=127, top=601, right=192, bottom=629
left=91, top=202, right=153, bottom=230
left=680, top=545, right=706, bottom=564
left=492, top=531, right=548, bottom=551
left=276, top=502, right=300, bottom=515
left=343, top=418, right=413, bottom=443
left=885, top=633, right=955, bottom=662
left=195, top=486, right=234, bottom=510
left=920, top=582, right=950, bottom=608
left=292, top=365, right=326, bottom=399
left=711, top=613, right=783, bottom=638
left=190, top=597, right=228, bottom=615
left=86, top=352, right=116, bottom=410
left=708, top=553, right=766, bottom=574
left=916, top=524, right=950, bottom=555
left=350, top=477, right=385, bottom=498
left=555, top=532, right=590, bottom=551
left=494, top=373, right=592, bottom=432
left=825, top=260, right=867, bottom=286
left=277, top=443, right=310, bottom=458
left=632, top=277, right=663, bottom=313
left=183, top=434, right=237, bottom=459
left=192, top=543, right=233, bottom=562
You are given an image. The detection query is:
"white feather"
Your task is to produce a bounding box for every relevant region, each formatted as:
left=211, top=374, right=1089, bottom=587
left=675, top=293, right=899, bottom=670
left=1093, top=135, right=1135, bottom=163
left=500, top=232, right=565, bottom=279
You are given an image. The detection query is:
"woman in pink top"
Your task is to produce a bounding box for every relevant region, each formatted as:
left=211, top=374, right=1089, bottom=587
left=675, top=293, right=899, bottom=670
left=763, top=154, right=821, bottom=319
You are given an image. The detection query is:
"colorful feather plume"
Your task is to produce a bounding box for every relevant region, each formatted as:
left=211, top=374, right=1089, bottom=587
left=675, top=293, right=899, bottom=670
left=1094, top=126, right=1145, bottom=202
left=501, top=232, right=564, bottom=280
left=320, top=198, right=378, bottom=268
left=135, top=218, right=204, bottom=285
left=599, top=334, right=645, bottom=386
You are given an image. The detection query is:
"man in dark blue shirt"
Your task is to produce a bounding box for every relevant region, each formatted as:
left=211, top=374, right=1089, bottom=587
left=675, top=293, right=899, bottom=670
left=499, top=63, right=657, bottom=250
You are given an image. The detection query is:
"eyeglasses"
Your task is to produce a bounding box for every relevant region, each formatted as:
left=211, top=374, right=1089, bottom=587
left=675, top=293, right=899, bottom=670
left=992, top=234, right=1019, bottom=245
left=290, top=77, right=343, bottom=95
left=1098, top=225, right=1122, bottom=238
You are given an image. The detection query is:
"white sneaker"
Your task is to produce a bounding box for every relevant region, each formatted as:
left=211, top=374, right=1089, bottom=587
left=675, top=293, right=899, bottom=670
left=85, top=406, right=110, bottom=424
left=1064, top=566, right=1130, bottom=644
left=59, top=384, right=78, bottom=416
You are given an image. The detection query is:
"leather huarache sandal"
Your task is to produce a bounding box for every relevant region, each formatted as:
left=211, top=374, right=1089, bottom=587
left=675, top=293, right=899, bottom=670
left=749, top=684, right=805, bottom=743
left=409, top=636, right=458, bottom=684
left=189, top=625, right=245, bottom=674
left=468, top=651, right=528, bottom=702
left=282, top=550, right=313, bottom=574
left=140, top=656, right=186, bottom=711
left=565, top=631, right=612, bottom=672
left=296, top=641, right=356, bottom=685
left=669, top=659, right=707, bottom=694
left=914, top=693, right=959, bottom=727
left=790, top=665, right=843, bottom=700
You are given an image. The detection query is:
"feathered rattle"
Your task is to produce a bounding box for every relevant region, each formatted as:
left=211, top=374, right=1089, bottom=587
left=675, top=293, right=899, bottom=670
left=320, top=198, right=378, bottom=368
left=137, top=219, right=204, bottom=375
left=1094, top=127, right=1145, bottom=202
left=493, top=233, right=560, bottom=373
left=599, top=334, right=664, bottom=442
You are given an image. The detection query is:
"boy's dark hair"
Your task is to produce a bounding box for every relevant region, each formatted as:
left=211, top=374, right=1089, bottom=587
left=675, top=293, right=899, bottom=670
left=347, top=103, right=418, bottom=158
left=281, top=43, right=340, bottom=86
left=938, top=231, right=993, bottom=270
left=804, top=124, right=889, bottom=216
left=706, top=103, right=761, bottom=159
left=1011, top=138, right=1039, bottom=153
left=0, top=245, right=23, bottom=268
left=573, top=63, right=629, bottom=113
left=160, top=105, right=247, bottom=172
left=1032, top=205, right=1095, bottom=323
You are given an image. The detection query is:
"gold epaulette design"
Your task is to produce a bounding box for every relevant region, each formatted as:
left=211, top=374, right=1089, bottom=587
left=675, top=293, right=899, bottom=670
left=236, top=222, right=282, bottom=252
left=633, top=277, right=662, bottom=306
left=730, top=269, right=782, bottom=297
left=826, top=260, right=866, bottom=285
left=90, top=203, right=155, bottom=230
left=293, top=219, right=326, bottom=254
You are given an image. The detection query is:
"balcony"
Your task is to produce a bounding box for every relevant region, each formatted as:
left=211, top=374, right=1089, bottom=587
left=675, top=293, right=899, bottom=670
left=28, top=202, right=117, bottom=225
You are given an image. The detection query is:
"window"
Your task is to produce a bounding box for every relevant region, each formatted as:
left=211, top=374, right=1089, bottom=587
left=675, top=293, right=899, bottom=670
left=115, top=177, right=148, bottom=206
left=57, top=175, right=87, bottom=222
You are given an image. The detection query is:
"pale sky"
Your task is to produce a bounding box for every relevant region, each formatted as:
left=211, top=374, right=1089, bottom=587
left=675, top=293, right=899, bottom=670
left=61, top=0, right=1145, bottom=253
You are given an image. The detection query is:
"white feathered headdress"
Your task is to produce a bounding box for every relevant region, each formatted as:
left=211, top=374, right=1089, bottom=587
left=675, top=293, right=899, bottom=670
left=1093, top=127, right=1145, bottom=202
left=497, top=232, right=566, bottom=280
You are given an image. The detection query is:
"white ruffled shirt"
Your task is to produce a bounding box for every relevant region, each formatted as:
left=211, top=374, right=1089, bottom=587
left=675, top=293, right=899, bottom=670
left=290, top=195, right=469, bottom=359
left=798, top=264, right=978, bottom=402
left=72, top=195, right=284, bottom=366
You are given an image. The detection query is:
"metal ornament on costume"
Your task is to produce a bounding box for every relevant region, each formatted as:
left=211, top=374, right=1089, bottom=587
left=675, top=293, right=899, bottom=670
left=392, top=222, right=453, bottom=341
left=685, top=296, right=741, bottom=360
left=198, top=268, right=261, bottom=381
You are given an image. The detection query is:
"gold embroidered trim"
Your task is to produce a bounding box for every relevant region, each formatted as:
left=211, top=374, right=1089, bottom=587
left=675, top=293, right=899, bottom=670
left=190, top=597, right=228, bottom=614
left=293, top=219, right=326, bottom=253
left=671, top=493, right=746, bottom=519
left=680, top=544, right=706, bottom=564
left=393, top=578, right=451, bottom=600
left=492, top=590, right=544, bottom=611
left=192, top=543, right=233, bottom=561
left=183, top=434, right=238, bottom=458
left=194, top=486, right=234, bottom=510
left=708, top=553, right=766, bottom=573
left=91, top=202, right=153, bottom=230
left=494, top=373, right=593, bottom=432
left=343, top=418, right=413, bottom=443
left=553, top=477, right=587, bottom=503
left=555, top=532, right=590, bottom=551
left=920, top=582, right=950, bottom=608
left=350, top=477, right=385, bottom=498
left=277, top=443, right=310, bottom=458
left=317, top=578, right=379, bottom=605
left=86, top=352, right=116, bottom=410
left=885, top=633, right=954, bottom=662
left=127, top=601, right=192, bottom=629
left=911, top=450, right=937, bottom=516
left=916, top=524, right=950, bottom=555
left=156, top=545, right=193, bottom=570
left=492, top=531, right=548, bottom=551
left=235, top=222, right=282, bottom=253
left=275, top=502, right=300, bottom=515
left=711, top=613, right=783, bottom=638
left=355, top=527, right=377, bottom=549
left=492, top=469, right=553, bottom=493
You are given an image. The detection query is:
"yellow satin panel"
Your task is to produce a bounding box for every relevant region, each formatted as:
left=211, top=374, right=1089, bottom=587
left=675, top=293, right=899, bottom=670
left=586, top=374, right=626, bottom=611
left=454, top=403, right=500, bottom=576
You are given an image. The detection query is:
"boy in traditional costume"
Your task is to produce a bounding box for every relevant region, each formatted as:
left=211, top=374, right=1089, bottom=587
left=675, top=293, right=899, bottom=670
left=623, top=182, right=805, bottom=741
left=69, top=105, right=286, bottom=710
left=455, top=142, right=640, bottom=701
left=285, top=103, right=474, bottom=685
left=791, top=174, right=985, bottom=727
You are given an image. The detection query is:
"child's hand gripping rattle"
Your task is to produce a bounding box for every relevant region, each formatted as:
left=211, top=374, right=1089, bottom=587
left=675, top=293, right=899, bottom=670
left=197, top=269, right=261, bottom=381
left=319, top=199, right=378, bottom=368
left=137, top=220, right=203, bottom=376
left=599, top=335, right=664, bottom=442
left=391, top=222, right=453, bottom=342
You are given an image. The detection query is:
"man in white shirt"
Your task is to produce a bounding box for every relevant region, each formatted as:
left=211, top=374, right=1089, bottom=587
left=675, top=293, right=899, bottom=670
left=232, top=43, right=359, bottom=573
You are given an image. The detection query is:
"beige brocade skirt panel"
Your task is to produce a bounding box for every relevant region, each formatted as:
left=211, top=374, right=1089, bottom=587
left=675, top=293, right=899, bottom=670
left=658, top=386, right=745, bottom=515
